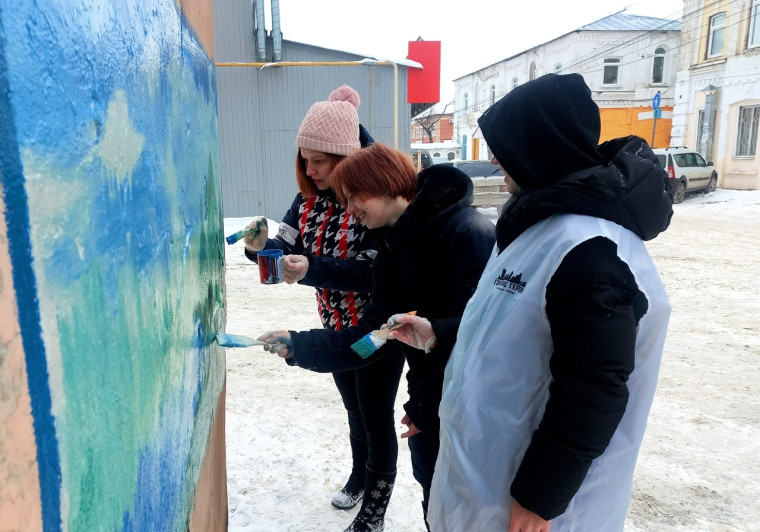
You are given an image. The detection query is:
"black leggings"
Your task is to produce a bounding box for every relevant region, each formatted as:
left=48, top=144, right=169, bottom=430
left=331, top=347, right=405, bottom=473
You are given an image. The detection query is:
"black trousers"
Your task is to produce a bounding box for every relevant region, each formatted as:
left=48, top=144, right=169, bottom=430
left=332, top=347, right=405, bottom=473
left=408, top=428, right=440, bottom=520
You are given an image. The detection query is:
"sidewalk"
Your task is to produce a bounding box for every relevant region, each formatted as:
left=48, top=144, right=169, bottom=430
left=472, top=191, right=509, bottom=209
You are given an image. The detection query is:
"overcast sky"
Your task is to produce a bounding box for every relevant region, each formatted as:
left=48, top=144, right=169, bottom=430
left=265, top=0, right=685, bottom=102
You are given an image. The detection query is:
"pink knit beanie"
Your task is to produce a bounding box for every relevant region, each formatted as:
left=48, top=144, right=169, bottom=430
left=295, top=85, right=361, bottom=156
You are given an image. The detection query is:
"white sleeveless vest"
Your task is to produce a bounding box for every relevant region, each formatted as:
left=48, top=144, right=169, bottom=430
left=429, top=214, right=670, bottom=532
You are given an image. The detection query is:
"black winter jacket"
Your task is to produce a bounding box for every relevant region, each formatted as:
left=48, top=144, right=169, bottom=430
left=246, top=124, right=378, bottom=330
left=246, top=188, right=377, bottom=330
left=288, top=164, right=496, bottom=433
left=507, top=137, right=671, bottom=519
left=480, top=76, right=673, bottom=520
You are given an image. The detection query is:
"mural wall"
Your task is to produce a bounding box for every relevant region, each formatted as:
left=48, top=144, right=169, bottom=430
left=0, top=0, right=227, bottom=530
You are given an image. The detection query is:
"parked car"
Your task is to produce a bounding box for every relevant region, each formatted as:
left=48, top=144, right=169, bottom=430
left=411, top=149, right=433, bottom=170
left=439, top=160, right=504, bottom=178
left=652, top=147, right=718, bottom=204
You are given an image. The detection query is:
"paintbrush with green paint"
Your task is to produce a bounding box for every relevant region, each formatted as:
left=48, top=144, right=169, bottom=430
left=215, top=333, right=284, bottom=348
left=350, top=311, right=417, bottom=359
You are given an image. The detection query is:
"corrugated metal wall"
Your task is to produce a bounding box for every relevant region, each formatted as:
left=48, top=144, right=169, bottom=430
left=214, top=0, right=412, bottom=219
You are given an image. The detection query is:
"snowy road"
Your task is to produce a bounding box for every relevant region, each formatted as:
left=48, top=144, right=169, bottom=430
left=223, top=189, right=760, bottom=531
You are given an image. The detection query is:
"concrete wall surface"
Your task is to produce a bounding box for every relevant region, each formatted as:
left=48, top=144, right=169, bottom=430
left=0, top=1, right=227, bottom=530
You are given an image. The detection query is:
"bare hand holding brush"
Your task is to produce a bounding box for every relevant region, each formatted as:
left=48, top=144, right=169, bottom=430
left=385, top=314, right=437, bottom=353
left=243, top=216, right=268, bottom=253
left=257, top=331, right=293, bottom=358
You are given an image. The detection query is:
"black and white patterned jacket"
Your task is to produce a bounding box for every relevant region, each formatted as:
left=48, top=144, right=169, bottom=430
left=246, top=188, right=377, bottom=330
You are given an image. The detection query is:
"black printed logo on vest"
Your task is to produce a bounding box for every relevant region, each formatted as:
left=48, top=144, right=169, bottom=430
left=494, top=269, right=526, bottom=294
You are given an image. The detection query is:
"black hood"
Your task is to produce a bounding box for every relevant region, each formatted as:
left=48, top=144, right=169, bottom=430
left=495, top=135, right=674, bottom=251
left=477, top=73, right=672, bottom=251
left=413, top=163, right=474, bottom=221
left=478, top=73, right=604, bottom=192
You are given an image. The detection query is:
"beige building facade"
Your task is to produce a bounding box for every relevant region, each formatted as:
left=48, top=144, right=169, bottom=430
left=671, top=0, right=760, bottom=189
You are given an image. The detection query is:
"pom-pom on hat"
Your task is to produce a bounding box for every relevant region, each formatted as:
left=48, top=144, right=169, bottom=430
left=296, top=85, right=361, bottom=156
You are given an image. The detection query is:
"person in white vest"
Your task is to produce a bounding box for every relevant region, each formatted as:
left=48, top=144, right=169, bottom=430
left=387, top=73, right=674, bottom=531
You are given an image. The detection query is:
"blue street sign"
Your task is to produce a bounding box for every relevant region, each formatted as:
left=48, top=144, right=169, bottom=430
left=652, top=93, right=661, bottom=111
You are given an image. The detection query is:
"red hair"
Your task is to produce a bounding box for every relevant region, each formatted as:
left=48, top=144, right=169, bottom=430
left=295, top=150, right=346, bottom=197
left=330, top=143, right=418, bottom=205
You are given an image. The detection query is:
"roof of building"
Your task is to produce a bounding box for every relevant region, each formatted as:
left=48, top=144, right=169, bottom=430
left=454, top=9, right=681, bottom=81
left=282, top=39, right=423, bottom=69
left=412, top=100, right=455, bottom=119
left=579, top=11, right=681, bottom=31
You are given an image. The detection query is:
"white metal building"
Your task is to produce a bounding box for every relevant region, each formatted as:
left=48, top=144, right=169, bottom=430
left=213, top=0, right=414, bottom=218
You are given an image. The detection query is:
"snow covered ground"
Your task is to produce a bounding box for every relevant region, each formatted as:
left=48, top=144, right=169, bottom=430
left=222, top=189, right=760, bottom=531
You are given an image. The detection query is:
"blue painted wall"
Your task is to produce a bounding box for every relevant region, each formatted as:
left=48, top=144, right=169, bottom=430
left=0, top=1, right=225, bottom=529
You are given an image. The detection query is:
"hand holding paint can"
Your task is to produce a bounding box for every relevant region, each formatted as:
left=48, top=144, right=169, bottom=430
left=257, top=249, right=285, bottom=284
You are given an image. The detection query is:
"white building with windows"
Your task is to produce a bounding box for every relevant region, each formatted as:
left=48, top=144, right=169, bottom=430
left=671, top=0, right=760, bottom=190
left=452, top=11, right=680, bottom=160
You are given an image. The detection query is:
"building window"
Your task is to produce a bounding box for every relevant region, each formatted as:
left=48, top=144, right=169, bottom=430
left=529, top=61, right=537, bottom=81
left=512, top=77, right=518, bottom=89
left=554, top=63, right=562, bottom=73
left=464, top=93, right=469, bottom=112
left=707, top=13, right=726, bottom=57
left=603, top=58, right=620, bottom=84
left=490, top=85, right=496, bottom=106
left=652, top=47, right=666, bottom=83
left=736, top=105, right=760, bottom=156
left=750, top=0, right=760, bottom=48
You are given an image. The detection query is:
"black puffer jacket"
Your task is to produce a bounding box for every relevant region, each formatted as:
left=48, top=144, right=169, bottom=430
left=477, top=73, right=673, bottom=519
left=245, top=188, right=377, bottom=330
left=289, top=164, right=496, bottom=433
left=494, top=135, right=673, bottom=251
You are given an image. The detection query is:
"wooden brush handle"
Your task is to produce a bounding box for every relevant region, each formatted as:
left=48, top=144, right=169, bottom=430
left=390, top=311, right=417, bottom=327
left=379, top=311, right=417, bottom=338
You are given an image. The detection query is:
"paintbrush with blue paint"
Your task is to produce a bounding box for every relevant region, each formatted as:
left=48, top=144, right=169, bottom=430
left=215, top=333, right=283, bottom=348
left=225, top=217, right=267, bottom=245
left=350, top=311, right=416, bottom=359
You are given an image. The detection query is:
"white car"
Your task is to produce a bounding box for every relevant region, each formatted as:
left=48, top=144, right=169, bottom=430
left=652, top=147, right=718, bottom=204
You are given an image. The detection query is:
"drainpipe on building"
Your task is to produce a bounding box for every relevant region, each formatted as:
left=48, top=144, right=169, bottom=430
left=253, top=0, right=267, bottom=61
left=271, top=0, right=282, bottom=62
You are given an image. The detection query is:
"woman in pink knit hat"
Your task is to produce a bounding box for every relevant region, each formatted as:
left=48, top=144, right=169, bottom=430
left=241, top=86, right=404, bottom=531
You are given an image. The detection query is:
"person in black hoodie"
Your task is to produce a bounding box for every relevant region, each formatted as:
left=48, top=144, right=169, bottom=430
left=258, top=143, right=496, bottom=532
left=393, top=73, right=674, bottom=532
